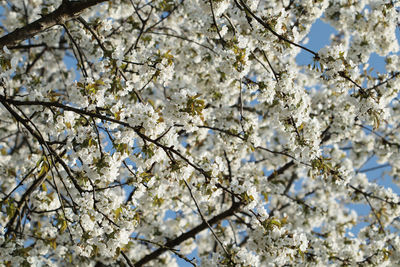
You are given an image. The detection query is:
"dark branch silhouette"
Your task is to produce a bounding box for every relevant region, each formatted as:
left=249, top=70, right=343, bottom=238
left=0, top=0, right=108, bottom=47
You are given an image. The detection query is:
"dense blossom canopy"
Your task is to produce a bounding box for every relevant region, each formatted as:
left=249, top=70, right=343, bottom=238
left=0, top=0, right=399, bottom=266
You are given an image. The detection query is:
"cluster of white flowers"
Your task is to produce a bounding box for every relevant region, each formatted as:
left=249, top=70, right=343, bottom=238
left=0, top=0, right=399, bottom=266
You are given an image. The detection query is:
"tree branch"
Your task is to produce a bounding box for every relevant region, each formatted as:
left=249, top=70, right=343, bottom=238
left=134, top=202, right=242, bottom=267
left=0, top=0, right=108, bottom=47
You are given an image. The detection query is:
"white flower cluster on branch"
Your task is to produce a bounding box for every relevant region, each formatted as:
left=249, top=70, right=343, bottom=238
left=0, top=0, right=399, bottom=266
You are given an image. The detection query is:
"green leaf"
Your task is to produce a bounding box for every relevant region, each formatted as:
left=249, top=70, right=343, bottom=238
left=60, top=219, right=68, bottom=233
left=38, top=162, right=49, bottom=177
left=115, top=207, right=123, bottom=220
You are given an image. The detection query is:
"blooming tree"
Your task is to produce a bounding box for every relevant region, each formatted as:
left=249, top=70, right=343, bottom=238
left=0, top=0, right=399, bottom=266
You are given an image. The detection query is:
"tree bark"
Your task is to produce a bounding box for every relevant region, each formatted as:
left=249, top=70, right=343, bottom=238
left=0, top=0, right=108, bottom=48
left=134, top=202, right=242, bottom=267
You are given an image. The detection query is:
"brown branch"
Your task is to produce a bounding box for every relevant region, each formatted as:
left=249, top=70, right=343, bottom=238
left=209, top=0, right=225, bottom=48
left=0, top=96, right=209, bottom=180
left=131, top=238, right=197, bottom=266
left=146, top=31, right=216, bottom=53
left=184, top=179, right=233, bottom=262
left=236, top=0, right=318, bottom=57
left=260, top=49, right=279, bottom=81
left=0, top=96, right=134, bottom=129
left=9, top=43, right=68, bottom=50
left=26, top=46, right=47, bottom=73
left=76, top=16, right=145, bottom=102
left=0, top=97, right=87, bottom=194
left=267, top=160, right=295, bottom=181
left=363, top=194, right=386, bottom=234
left=367, top=72, right=400, bottom=91
left=0, top=0, right=108, bottom=47
left=133, top=201, right=242, bottom=267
